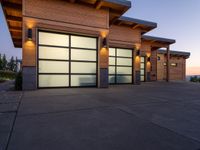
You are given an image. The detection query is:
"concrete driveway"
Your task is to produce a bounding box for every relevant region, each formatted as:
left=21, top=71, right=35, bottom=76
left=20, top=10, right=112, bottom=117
left=1, top=82, right=200, bottom=150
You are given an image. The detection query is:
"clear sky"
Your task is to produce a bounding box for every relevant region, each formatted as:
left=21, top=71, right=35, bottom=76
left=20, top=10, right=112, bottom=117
left=0, top=0, right=200, bottom=75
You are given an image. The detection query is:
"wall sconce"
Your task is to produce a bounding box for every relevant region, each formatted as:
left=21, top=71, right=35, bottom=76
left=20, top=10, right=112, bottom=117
left=147, top=57, right=151, bottom=62
left=102, top=38, right=107, bottom=48
left=27, top=28, right=32, bottom=40
left=136, top=50, right=140, bottom=56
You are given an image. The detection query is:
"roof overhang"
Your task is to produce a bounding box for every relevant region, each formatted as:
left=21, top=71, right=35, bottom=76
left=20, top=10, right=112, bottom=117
left=142, top=35, right=176, bottom=45
left=68, top=0, right=131, bottom=24
left=158, top=49, right=190, bottom=59
left=1, top=0, right=22, bottom=48
left=113, top=16, right=157, bottom=33
left=1, top=0, right=131, bottom=48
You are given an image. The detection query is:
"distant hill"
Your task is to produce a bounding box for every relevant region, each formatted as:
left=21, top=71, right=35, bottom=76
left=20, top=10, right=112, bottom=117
left=186, top=75, right=200, bottom=81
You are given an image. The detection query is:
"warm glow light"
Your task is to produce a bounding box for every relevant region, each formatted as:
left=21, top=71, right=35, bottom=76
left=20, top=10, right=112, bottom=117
left=26, top=20, right=36, bottom=29
left=24, top=40, right=35, bottom=47
left=146, top=52, right=151, bottom=57
left=135, top=56, right=140, bottom=63
left=100, top=48, right=108, bottom=56
left=100, top=31, right=108, bottom=38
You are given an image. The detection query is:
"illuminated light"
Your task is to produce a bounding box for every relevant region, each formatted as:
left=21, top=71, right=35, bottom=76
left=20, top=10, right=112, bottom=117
left=135, top=56, right=140, bottom=63
left=146, top=53, right=151, bottom=57
left=100, top=48, right=108, bottom=56
left=100, top=31, right=108, bottom=38
left=24, top=40, right=35, bottom=47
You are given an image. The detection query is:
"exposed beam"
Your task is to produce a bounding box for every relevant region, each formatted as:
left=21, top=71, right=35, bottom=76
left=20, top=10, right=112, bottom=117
left=95, top=0, right=103, bottom=9
left=132, top=24, right=140, bottom=30
left=7, top=15, right=22, bottom=22
left=69, top=0, right=76, bottom=3
left=3, top=1, right=22, bottom=11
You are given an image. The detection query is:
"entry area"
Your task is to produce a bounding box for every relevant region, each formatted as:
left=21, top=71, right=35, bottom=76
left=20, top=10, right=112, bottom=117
left=109, top=48, right=133, bottom=84
left=38, top=31, right=98, bottom=88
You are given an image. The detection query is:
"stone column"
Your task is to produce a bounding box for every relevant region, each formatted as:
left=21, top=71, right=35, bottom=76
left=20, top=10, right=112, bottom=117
left=166, top=46, right=170, bottom=82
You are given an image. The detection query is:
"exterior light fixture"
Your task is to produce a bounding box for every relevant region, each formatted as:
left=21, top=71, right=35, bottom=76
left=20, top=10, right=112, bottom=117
left=27, top=28, right=32, bottom=40
left=136, top=50, right=140, bottom=56
left=102, top=38, right=107, bottom=48
left=147, top=57, right=151, bottom=62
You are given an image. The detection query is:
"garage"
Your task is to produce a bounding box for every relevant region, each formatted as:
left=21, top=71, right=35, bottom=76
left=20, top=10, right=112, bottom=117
left=37, top=31, right=98, bottom=88
left=109, top=48, right=133, bottom=84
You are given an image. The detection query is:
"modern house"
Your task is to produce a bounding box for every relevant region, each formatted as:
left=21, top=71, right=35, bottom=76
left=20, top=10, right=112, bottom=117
left=0, top=0, right=190, bottom=90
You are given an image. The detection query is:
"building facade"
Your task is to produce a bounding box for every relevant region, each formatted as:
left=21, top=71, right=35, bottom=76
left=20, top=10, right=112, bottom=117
left=0, top=0, right=190, bottom=90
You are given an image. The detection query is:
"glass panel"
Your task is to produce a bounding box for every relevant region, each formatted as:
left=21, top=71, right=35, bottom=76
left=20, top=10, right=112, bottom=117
left=71, top=75, right=96, bottom=86
left=140, top=70, right=144, bottom=75
left=140, top=63, right=144, bottom=69
left=71, top=62, right=96, bottom=73
left=71, top=36, right=96, bottom=49
left=109, top=48, right=115, bottom=56
left=117, top=58, right=132, bottom=66
left=140, top=76, right=144, bottom=81
left=39, top=32, right=69, bottom=46
left=39, top=46, right=69, bottom=60
left=116, top=75, right=132, bottom=83
left=117, top=48, right=132, bottom=57
left=39, top=61, right=69, bottom=73
left=71, top=49, right=96, bottom=61
left=109, top=76, right=115, bottom=84
left=39, top=75, right=69, bottom=87
left=109, top=57, right=115, bottom=65
left=141, top=57, right=145, bottom=62
left=109, top=66, right=115, bottom=74
left=117, top=67, right=132, bottom=75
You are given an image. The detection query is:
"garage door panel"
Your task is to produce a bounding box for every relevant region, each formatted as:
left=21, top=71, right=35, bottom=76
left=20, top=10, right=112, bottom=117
left=71, top=49, right=96, bottom=61
left=117, top=67, right=132, bottom=75
left=71, top=36, right=96, bottom=49
left=71, top=62, right=96, bottom=74
left=39, top=75, right=69, bottom=87
left=109, top=48, right=116, bottom=56
left=39, top=32, right=69, bottom=47
left=39, top=61, right=69, bottom=73
left=117, top=75, right=132, bottom=83
left=117, top=48, right=132, bottom=57
left=71, top=75, right=96, bottom=86
left=39, top=46, right=69, bottom=60
left=109, top=57, right=115, bottom=65
left=109, top=76, right=115, bottom=84
left=109, top=66, right=115, bottom=74
left=117, top=58, right=132, bottom=66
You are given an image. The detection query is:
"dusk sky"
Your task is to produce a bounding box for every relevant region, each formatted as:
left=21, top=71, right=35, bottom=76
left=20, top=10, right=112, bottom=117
left=0, top=0, right=200, bottom=75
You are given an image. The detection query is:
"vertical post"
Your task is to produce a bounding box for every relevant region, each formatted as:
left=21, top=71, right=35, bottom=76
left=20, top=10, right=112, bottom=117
left=166, top=46, right=170, bottom=82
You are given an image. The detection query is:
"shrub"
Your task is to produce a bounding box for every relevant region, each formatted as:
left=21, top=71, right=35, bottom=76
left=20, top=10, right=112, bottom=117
left=0, top=70, right=16, bottom=80
left=15, top=71, right=22, bottom=90
left=190, top=76, right=200, bottom=83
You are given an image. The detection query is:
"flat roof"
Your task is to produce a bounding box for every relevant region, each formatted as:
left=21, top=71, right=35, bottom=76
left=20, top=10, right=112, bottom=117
left=158, top=49, right=190, bottom=58
left=142, top=35, right=176, bottom=44
left=113, top=16, right=157, bottom=33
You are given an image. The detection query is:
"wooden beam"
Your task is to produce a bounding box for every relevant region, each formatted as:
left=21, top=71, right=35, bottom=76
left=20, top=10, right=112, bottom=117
left=3, top=1, right=22, bottom=11
left=69, top=0, right=76, bottom=3
left=132, top=24, right=140, bottom=30
left=95, top=0, right=103, bottom=9
left=6, top=15, right=22, bottom=22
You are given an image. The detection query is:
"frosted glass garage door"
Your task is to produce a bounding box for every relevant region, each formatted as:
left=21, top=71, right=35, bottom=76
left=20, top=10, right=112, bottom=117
left=38, top=31, right=97, bottom=88
left=109, top=48, right=133, bottom=84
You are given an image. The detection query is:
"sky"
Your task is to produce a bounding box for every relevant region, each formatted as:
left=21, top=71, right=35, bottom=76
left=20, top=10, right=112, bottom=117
left=0, top=0, right=200, bottom=75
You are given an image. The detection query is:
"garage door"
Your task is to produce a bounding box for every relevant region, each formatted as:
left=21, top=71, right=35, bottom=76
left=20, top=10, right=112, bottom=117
left=38, top=31, right=97, bottom=88
left=109, top=48, right=133, bottom=84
